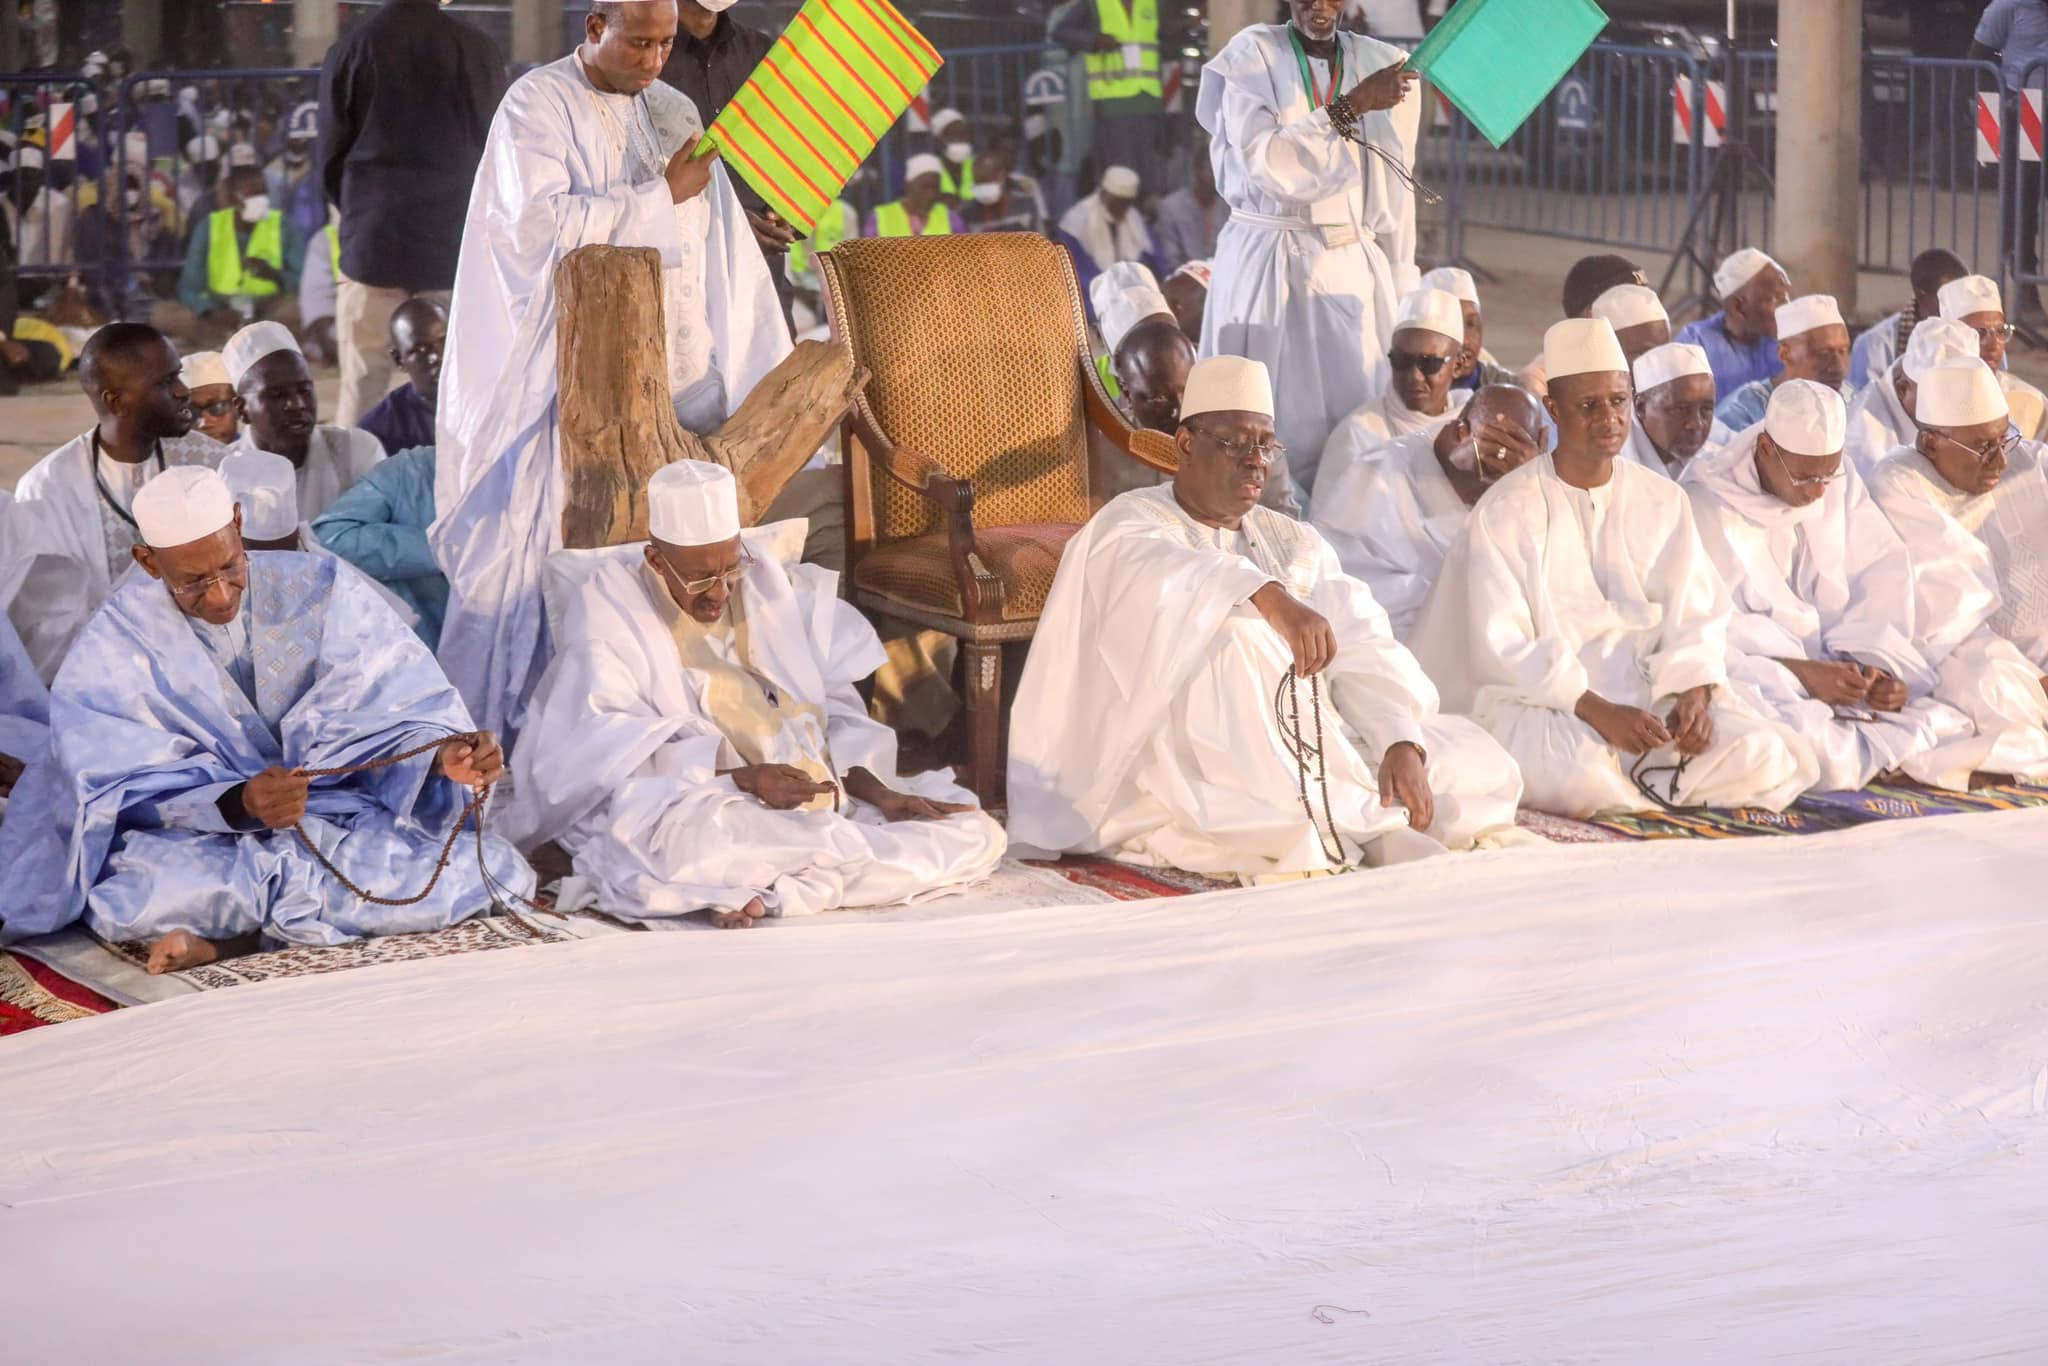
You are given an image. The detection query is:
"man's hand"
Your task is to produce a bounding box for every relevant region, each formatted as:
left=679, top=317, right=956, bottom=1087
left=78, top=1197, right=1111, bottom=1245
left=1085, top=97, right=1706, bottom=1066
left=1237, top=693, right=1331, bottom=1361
left=1863, top=667, right=1908, bottom=713
left=666, top=143, right=719, bottom=204
left=1664, top=685, right=1715, bottom=756
left=0, top=751, right=23, bottom=798
left=843, top=765, right=972, bottom=821
left=1251, top=582, right=1336, bottom=676
left=1346, top=60, right=1420, bottom=114
left=437, top=731, right=505, bottom=787
left=730, top=763, right=837, bottom=810
left=746, top=207, right=798, bottom=253
left=242, top=257, right=281, bottom=285
left=242, top=765, right=310, bottom=829
left=1470, top=415, right=1541, bottom=475
left=1780, top=657, right=1871, bottom=708
left=1576, top=691, right=1672, bottom=755
left=1378, top=741, right=1433, bottom=832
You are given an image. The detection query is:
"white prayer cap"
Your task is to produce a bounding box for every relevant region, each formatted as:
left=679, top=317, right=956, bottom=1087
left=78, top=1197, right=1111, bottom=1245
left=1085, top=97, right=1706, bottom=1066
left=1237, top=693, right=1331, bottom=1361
left=1167, top=259, right=1212, bottom=289
left=1090, top=262, right=1170, bottom=353
left=648, top=460, right=742, bottom=546
left=1542, top=317, right=1629, bottom=380
left=1631, top=342, right=1713, bottom=393
left=184, top=133, right=221, bottom=163
left=226, top=141, right=260, bottom=169
left=1589, top=283, right=1668, bottom=331
left=1937, top=273, right=2003, bottom=320
left=1392, top=288, right=1464, bottom=344
left=218, top=448, right=301, bottom=542
left=1179, top=355, right=1274, bottom=422
left=1916, top=359, right=2009, bottom=428
left=930, top=107, right=966, bottom=134
left=223, top=321, right=303, bottom=385
left=1900, top=316, right=1980, bottom=382
left=1763, top=379, right=1847, bottom=457
left=123, top=129, right=152, bottom=165
left=1713, top=246, right=1783, bottom=300
left=134, top=465, right=236, bottom=549
left=178, top=350, right=231, bottom=391
left=1774, top=293, right=1845, bottom=338
left=903, top=152, right=943, bottom=184
left=1100, top=164, right=1140, bottom=198
left=14, top=145, right=44, bottom=170
left=1418, top=266, right=1480, bottom=310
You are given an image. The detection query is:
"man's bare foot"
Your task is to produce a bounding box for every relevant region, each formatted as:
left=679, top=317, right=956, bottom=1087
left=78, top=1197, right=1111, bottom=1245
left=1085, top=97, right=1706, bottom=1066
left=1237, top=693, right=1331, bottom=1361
left=147, top=929, right=221, bottom=974
left=708, top=896, right=768, bottom=930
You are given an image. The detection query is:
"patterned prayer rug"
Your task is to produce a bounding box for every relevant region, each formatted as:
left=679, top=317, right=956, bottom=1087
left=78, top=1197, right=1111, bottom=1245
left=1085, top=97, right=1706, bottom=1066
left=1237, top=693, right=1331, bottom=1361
left=1027, top=856, right=1239, bottom=900
left=0, top=951, right=118, bottom=1035
left=101, top=912, right=584, bottom=991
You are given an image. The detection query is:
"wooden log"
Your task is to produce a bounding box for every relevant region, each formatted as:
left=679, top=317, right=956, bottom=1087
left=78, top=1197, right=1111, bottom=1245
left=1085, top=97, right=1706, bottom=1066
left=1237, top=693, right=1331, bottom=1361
left=554, top=243, right=864, bottom=548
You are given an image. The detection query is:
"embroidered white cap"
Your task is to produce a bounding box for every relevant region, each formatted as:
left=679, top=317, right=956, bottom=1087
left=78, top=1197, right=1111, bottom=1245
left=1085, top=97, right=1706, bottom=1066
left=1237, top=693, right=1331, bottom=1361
left=223, top=321, right=303, bottom=386
left=931, top=107, right=966, bottom=135
left=1763, top=379, right=1847, bottom=457
left=1937, top=273, right=2003, bottom=320
left=1168, top=259, right=1213, bottom=289
left=1631, top=342, right=1712, bottom=393
left=1101, top=164, right=1140, bottom=198
left=903, top=152, right=944, bottom=184
left=1418, top=265, right=1480, bottom=310
left=1916, top=359, right=2009, bottom=428
left=1543, top=317, right=1629, bottom=380
left=1393, top=287, right=1464, bottom=344
left=178, top=349, right=231, bottom=391
left=1180, top=355, right=1274, bottom=421
left=1090, top=261, right=1171, bottom=353
left=218, top=448, right=301, bottom=542
left=648, top=459, right=742, bottom=546
left=134, top=465, right=237, bottom=549
left=1774, top=293, right=1845, bottom=338
left=1900, top=316, right=1980, bottom=382
left=1713, top=246, right=1782, bottom=300
left=1589, top=283, right=1668, bottom=331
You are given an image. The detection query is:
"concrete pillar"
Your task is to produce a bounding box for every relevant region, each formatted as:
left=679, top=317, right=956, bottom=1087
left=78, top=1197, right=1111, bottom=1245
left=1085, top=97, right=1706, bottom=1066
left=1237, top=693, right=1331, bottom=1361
left=512, top=0, right=556, bottom=65
left=293, top=0, right=340, bottom=68
left=1774, top=0, right=1861, bottom=312
left=1207, top=0, right=1264, bottom=56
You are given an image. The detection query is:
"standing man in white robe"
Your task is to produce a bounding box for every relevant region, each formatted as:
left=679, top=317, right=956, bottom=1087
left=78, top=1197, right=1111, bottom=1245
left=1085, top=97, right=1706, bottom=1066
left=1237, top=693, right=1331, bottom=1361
left=1621, top=343, right=1728, bottom=479
left=1009, top=357, right=1523, bottom=880
left=1409, top=319, right=1818, bottom=817
left=223, top=321, right=385, bottom=523
left=1196, top=0, right=1421, bottom=507
left=512, top=462, right=1004, bottom=927
left=1318, top=286, right=1471, bottom=481
left=1938, top=274, right=2048, bottom=440
left=1845, top=315, right=1980, bottom=475
left=435, top=0, right=791, bottom=740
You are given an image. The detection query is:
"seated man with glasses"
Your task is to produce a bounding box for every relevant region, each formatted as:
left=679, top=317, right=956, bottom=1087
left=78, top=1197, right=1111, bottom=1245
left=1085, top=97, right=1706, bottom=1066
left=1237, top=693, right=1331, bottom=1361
left=0, top=466, right=530, bottom=971
left=1867, top=359, right=2048, bottom=783
left=179, top=350, right=241, bottom=445
left=510, top=461, right=1004, bottom=929
left=1683, top=380, right=1982, bottom=792
left=1940, top=274, right=2046, bottom=440
left=1410, top=319, right=1819, bottom=818
left=1317, top=288, right=1472, bottom=492
left=1010, top=356, right=1523, bottom=880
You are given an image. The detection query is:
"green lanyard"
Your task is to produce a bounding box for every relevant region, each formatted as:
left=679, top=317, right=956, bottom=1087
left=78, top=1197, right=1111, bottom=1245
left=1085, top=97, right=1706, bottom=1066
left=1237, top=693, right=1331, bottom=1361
left=1287, top=25, right=1343, bottom=111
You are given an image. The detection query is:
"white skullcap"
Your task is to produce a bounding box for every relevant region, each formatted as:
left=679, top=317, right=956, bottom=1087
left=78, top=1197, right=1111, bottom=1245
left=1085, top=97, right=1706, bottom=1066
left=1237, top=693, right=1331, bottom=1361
left=226, top=141, right=260, bottom=169
left=1179, top=355, right=1274, bottom=421
left=14, top=145, right=44, bottom=170
left=930, top=107, right=966, bottom=134
left=1393, top=287, right=1464, bottom=344
left=222, top=321, right=303, bottom=385
left=648, top=460, right=741, bottom=546
left=1713, top=246, right=1782, bottom=300
left=1632, top=342, right=1713, bottom=393
left=184, top=133, right=221, bottom=163
left=1543, top=317, right=1629, bottom=380
left=1774, top=293, right=1845, bottom=338
left=218, top=448, right=301, bottom=542
left=123, top=130, right=152, bottom=165
left=1901, top=316, right=1980, bottom=382
left=1916, top=359, right=2009, bottom=428
left=1090, top=261, right=1170, bottom=353
left=134, top=465, right=236, bottom=549
left=178, top=350, right=231, bottom=390
left=903, top=152, right=943, bottom=183
left=1100, top=164, right=1140, bottom=198
left=1763, top=379, right=1847, bottom=457
left=1418, top=265, right=1480, bottom=310
left=1589, top=283, right=1668, bottom=331
left=1167, top=259, right=1212, bottom=288
left=1937, top=274, right=2004, bottom=320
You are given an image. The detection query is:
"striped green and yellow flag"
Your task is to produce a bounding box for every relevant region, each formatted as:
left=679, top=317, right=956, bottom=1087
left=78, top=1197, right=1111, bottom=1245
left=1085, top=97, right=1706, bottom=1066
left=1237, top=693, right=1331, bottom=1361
left=698, top=0, right=943, bottom=234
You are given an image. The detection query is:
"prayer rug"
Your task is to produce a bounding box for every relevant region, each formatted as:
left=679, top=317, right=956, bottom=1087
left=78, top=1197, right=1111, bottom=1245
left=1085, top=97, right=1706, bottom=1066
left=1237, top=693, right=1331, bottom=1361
left=0, top=951, right=118, bottom=1034
left=102, top=913, right=586, bottom=992
left=1511, top=809, right=1628, bottom=844
left=1028, top=856, right=1239, bottom=900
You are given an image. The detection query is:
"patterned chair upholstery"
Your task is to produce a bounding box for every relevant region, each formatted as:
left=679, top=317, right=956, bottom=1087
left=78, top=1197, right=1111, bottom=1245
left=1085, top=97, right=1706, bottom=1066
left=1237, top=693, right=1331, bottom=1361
left=818, top=232, right=1176, bottom=804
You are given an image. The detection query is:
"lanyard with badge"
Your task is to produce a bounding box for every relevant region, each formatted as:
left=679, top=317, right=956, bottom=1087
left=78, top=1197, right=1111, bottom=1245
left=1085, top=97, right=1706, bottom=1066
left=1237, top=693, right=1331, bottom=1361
left=89, top=430, right=165, bottom=528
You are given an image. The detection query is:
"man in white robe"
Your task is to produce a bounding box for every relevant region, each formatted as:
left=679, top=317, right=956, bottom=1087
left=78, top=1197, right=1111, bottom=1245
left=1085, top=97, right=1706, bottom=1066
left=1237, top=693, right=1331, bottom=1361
left=1319, top=286, right=1471, bottom=480
left=435, top=0, right=791, bottom=738
left=8, top=323, right=223, bottom=683
left=1681, top=381, right=1977, bottom=791
left=1196, top=1, right=1421, bottom=506
left=1309, top=382, right=1544, bottom=639
left=1059, top=164, right=1153, bottom=272
left=1938, top=274, right=2048, bottom=441
left=0, top=493, right=49, bottom=818
left=1587, top=283, right=1670, bottom=368
left=1621, top=343, right=1729, bottom=479
left=1409, top=319, right=1819, bottom=818
left=1846, top=316, right=1981, bottom=477
left=222, top=321, right=384, bottom=522
left=220, top=447, right=425, bottom=633
left=511, top=462, right=1004, bottom=926
left=1009, top=356, right=1523, bottom=880
left=1713, top=294, right=1853, bottom=434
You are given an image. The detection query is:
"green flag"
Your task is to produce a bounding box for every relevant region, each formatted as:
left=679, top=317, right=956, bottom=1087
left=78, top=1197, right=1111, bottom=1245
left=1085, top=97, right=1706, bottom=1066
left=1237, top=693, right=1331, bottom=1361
left=1406, top=0, right=1609, bottom=149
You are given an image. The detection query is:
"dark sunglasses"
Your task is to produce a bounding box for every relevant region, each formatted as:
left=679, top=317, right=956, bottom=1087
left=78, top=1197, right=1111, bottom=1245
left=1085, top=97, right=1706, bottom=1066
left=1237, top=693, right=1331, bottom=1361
left=1389, top=350, right=1451, bottom=377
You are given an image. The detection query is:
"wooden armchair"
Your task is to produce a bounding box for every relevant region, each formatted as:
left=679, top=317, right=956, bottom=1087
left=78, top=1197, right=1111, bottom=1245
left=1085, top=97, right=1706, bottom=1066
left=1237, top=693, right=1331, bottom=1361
left=817, top=232, right=1178, bottom=806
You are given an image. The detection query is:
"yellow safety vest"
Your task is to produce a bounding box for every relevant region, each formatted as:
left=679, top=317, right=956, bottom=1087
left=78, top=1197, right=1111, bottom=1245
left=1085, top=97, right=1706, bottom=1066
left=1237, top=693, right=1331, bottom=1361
left=207, top=208, right=284, bottom=298
left=1085, top=0, right=1161, bottom=102
left=872, top=200, right=952, bottom=238
left=788, top=199, right=853, bottom=279
left=328, top=225, right=341, bottom=279
left=1095, top=351, right=1122, bottom=399
left=938, top=154, right=976, bottom=197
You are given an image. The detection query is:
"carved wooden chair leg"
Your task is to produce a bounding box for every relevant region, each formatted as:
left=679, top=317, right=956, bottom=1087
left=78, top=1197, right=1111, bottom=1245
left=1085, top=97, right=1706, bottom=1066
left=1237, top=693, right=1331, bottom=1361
left=963, top=639, right=1005, bottom=808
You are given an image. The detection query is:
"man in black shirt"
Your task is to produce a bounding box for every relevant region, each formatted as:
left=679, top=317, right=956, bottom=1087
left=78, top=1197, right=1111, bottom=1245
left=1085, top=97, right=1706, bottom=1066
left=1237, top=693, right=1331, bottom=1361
left=318, top=0, right=505, bottom=425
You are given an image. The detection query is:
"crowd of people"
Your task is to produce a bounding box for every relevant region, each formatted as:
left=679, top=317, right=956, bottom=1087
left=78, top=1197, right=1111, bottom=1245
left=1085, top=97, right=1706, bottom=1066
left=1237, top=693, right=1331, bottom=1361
left=2, top=0, right=2048, bottom=976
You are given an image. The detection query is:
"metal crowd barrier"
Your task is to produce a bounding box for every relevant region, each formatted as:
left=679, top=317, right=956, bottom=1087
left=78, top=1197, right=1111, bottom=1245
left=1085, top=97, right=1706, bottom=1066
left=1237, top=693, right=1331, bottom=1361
left=2006, top=59, right=2048, bottom=314
left=0, top=71, right=106, bottom=296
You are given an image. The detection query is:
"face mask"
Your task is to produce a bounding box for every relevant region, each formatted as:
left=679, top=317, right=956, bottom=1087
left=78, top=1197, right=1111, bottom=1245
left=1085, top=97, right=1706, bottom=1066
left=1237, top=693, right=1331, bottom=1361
left=944, top=141, right=972, bottom=164
left=969, top=180, right=1003, bottom=205
left=239, top=193, right=270, bottom=223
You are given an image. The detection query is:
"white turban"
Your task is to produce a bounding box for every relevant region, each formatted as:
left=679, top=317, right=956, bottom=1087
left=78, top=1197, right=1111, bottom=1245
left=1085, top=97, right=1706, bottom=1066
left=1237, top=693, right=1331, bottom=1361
left=1900, top=316, right=1980, bottom=382
left=1180, top=355, right=1273, bottom=421
left=1100, top=164, right=1140, bottom=198
left=1543, top=317, right=1629, bottom=380
left=183, top=133, right=221, bottom=163
left=1418, top=266, right=1480, bottom=310
left=223, top=321, right=303, bottom=386
left=134, top=466, right=236, bottom=550
left=1090, top=262, right=1171, bottom=354
left=1392, top=288, right=1464, bottom=344
left=1589, top=283, right=1668, bottom=331
left=218, top=448, right=301, bottom=542
left=1763, top=379, right=1847, bottom=457
left=903, top=152, right=944, bottom=184
left=648, top=460, right=741, bottom=546
left=178, top=350, right=231, bottom=391
left=1937, top=274, right=2003, bottom=321
left=1632, top=342, right=1713, bottom=394
left=1917, top=359, right=2009, bottom=428
left=1713, top=247, right=1782, bottom=300
left=1774, top=294, right=1845, bottom=339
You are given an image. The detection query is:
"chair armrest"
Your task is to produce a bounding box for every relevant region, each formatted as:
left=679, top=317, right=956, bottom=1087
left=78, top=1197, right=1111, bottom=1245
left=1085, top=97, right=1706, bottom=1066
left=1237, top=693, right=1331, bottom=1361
left=1082, top=356, right=1180, bottom=475
left=844, top=391, right=1006, bottom=624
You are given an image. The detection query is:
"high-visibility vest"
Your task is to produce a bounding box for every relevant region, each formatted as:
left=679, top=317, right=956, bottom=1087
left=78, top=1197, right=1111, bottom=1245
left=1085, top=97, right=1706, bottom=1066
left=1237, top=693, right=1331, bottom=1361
left=207, top=207, right=284, bottom=298
left=788, top=199, right=854, bottom=280
left=1094, top=351, right=1122, bottom=399
left=1085, top=0, right=1161, bottom=102
left=328, top=225, right=341, bottom=279
left=938, top=154, right=976, bottom=197
left=872, top=200, right=952, bottom=238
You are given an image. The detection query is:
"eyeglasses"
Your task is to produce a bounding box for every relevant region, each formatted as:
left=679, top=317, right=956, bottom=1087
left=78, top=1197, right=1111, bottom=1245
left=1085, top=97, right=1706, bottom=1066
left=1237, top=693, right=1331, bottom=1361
left=166, top=552, right=248, bottom=603
left=659, top=547, right=754, bottom=597
left=1190, top=423, right=1285, bottom=466
left=1388, top=350, right=1452, bottom=377
left=1972, top=322, right=2017, bottom=344
left=1766, top=441, right=1845, bottom=490
left=1928, top=429, right=2019, bottom=466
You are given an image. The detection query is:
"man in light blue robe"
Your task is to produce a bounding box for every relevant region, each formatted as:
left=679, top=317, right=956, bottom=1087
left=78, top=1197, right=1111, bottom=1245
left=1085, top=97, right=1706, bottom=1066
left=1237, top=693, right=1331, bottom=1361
left=0, top=491, right=50, bottom=815
left=0, top=466, right=532, bottom=973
